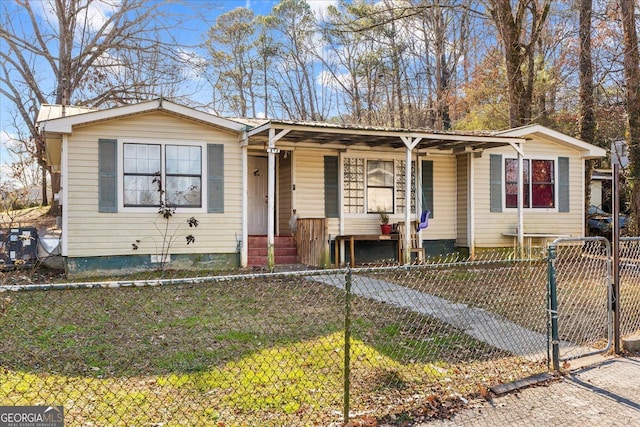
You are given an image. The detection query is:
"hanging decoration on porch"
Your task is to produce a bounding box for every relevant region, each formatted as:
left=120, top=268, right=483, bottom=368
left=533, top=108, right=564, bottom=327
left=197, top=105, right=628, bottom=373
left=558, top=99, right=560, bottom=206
left=417, top=189, right=430, bottom=232
left=417, top=209, right=430, bottom=232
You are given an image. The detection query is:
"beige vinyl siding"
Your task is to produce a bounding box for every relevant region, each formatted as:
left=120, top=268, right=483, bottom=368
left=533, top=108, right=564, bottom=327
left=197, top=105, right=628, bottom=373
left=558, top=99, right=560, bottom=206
left=278, top=152, right=293, bottom=234
left=473, top=140, right=585, bottom=248
left=318, top=152, right=457, bottom=239
left=425, top=154, right=457, bottom=240
left=65, top=112, right=243, bottom=257
left=456, top=154, right=469, bottom=246
left=293, top=149, right=327, bottom=219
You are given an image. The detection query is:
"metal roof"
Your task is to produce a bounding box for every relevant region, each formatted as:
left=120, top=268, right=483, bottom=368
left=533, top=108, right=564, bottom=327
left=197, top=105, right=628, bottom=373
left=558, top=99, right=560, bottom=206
left=244, top=119, right=524, bottom=152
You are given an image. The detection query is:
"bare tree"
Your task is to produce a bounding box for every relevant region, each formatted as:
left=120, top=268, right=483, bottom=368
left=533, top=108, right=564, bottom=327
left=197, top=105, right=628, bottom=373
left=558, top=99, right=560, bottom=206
left=205, top=7, right=259, bottom=118
left=0, top=0, right=193, bottom=214
left=579, top=0, right=597, bottom=226
left=486, top=0, right=551, bottom=127
left=408, top=0, right=474, bottom=130
left=266, top=0, right=326, bottom=121
left=619, top=0, right=640, bottom=232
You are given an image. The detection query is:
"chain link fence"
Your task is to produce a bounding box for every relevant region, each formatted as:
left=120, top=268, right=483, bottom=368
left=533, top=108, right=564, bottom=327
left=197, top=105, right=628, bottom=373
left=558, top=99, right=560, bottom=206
left=0, top=244, right=638, bottom=426
left=620, top=237, right=640, bottom=337
left=548, top=237, right=612, bottom=363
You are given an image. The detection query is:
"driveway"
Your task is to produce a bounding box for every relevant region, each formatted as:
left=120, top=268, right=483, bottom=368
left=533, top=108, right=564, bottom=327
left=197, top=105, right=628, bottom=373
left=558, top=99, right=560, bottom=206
left=423, top=356, right=640, bottom=426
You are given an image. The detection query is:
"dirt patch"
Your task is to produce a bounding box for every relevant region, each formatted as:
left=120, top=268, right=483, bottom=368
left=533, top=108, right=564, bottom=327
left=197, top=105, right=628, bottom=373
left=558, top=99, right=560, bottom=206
left=0, top=206, right=57, bottom=232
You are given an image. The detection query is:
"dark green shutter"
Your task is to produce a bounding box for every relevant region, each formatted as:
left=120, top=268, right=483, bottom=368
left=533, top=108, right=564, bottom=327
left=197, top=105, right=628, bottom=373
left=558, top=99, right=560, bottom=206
left=98, top=139, right=117, bottom=213
left=324, top=156, right=339, bottom=218
left=421, top=160, right=434, bottom=218
left=207, top=144, right=224, bottom=213
left=490, top=154, right=503, bottom=212
left=558, top=156, right=569, bottom=212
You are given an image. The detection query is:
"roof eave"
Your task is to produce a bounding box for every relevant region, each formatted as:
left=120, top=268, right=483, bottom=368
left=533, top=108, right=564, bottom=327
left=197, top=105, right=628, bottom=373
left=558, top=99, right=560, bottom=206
left=497, top=124, right=607, bottom=158
left=38, top=99, right=247, bottom=135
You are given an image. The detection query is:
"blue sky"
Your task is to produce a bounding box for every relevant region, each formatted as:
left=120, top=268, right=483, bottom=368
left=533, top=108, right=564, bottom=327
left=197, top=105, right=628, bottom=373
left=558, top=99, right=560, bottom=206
left=0, top=0, right=337, bottom=181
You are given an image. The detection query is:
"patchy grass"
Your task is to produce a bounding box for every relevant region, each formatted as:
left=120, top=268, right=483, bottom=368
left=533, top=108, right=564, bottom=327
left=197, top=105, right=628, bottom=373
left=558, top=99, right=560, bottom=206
left=370, top=261, right=549, bottom=333
left=0, top=275, right=545, bottom=425
left=370, top=252, right=640, bottom=350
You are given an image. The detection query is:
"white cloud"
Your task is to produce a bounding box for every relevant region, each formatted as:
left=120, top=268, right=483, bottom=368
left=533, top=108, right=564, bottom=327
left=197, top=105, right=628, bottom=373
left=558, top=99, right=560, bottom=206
left=317, top=69, right=349, bottom=92
left=178, top=49, right=208, bottom=80
left=0, top=130, right=16, bottom=160
left=0, top=131, right=16, bottom=185
left=308, top=0, right=338, bottom=18
left=32, top=0, right=120, bottom=38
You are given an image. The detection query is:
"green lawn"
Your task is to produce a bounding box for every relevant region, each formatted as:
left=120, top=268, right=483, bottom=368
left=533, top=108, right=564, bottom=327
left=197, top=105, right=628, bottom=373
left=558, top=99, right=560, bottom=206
left=0, top=275, right=545, bottom=425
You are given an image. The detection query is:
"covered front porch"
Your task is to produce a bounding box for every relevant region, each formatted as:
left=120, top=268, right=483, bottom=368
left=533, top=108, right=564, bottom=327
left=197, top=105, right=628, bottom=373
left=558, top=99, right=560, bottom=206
left=241, top=120, right=526, bottom=269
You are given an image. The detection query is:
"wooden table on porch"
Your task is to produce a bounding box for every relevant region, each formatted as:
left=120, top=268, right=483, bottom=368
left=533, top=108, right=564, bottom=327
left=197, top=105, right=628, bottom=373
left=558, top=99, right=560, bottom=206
left=334, top=234, right=401, bottom=268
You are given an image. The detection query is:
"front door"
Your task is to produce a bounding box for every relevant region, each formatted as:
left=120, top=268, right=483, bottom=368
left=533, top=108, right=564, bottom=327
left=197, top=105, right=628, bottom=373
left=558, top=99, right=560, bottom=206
left=248, top=156, right=269, bottom=235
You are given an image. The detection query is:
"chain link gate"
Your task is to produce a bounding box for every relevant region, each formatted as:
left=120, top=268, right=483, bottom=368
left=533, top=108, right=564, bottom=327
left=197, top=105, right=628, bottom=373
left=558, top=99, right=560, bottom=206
left=620, top=237, right=640, bottom=338
left=548, top=237, right=612, bottom=368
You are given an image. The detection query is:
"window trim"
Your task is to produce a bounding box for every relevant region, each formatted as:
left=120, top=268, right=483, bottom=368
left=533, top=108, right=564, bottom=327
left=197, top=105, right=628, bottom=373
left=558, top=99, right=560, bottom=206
left=342, top=156, right=419, bottom=218
left=503, top=156, right=558, bottom=212
left=118, top=138, right=207, bottom=214
left=123, top=142, right=162, bottom=208
left=164, top=144, right=203, bottom=208
left=366, top=159, right=395, bottom=214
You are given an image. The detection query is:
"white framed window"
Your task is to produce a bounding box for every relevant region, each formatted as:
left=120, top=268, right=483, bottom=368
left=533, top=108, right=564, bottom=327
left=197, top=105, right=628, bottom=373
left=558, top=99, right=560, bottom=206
left=165, top=145, right=202, bottom=207
left=367, top=160, right=394, bottom=213
left=121, top=141, right=203, bottom=210
left=343, top=158, right=405, bottom=215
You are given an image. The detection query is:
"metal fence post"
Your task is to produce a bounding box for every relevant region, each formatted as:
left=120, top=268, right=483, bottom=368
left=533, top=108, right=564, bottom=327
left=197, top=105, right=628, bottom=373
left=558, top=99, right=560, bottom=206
left=612, top=163, right=621, bottom=354
left=343, top=267, right=352, bottom=424
left=547, top=244, right=560, bottom=372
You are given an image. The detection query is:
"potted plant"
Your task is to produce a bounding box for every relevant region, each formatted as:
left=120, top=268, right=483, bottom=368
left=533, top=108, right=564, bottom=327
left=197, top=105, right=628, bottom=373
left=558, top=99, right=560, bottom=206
left=379, top=212, right=392, bottom=234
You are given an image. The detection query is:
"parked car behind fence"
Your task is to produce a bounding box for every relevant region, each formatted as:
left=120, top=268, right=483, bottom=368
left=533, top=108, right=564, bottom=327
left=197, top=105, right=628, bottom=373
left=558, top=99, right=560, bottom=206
left=587, top=205, right=628, bottom=236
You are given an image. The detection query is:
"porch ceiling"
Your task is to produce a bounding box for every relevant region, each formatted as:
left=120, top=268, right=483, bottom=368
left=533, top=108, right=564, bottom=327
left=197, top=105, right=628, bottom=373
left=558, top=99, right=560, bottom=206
left=244, top=120, right=524, bottom=152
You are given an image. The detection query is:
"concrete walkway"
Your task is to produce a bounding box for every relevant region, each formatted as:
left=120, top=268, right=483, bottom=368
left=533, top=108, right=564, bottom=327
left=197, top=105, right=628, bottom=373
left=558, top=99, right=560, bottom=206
left=312, top=273, right=634, bottom=425
left=312, top=273, right=592, bottom=361
left=422, top=355, right=640, bottom=426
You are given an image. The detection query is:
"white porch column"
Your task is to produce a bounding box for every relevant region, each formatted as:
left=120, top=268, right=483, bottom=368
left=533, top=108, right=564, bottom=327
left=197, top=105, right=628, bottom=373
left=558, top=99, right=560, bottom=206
left=61, top=134, right=69, bottom=257
left=338, top=150, right=345, bottom=266
left=517, top=152, right=524, bottom=255
left=468, top=152, right=475, bottom=259
left=265, top=128, right=290, bottom=270
left=267, top=129, right=277, bottom=270
left=508, top=141, right=526, bottom=257
left=241, top=141, right=248, bottom=267
left=401, top=136, right=422, bottom=264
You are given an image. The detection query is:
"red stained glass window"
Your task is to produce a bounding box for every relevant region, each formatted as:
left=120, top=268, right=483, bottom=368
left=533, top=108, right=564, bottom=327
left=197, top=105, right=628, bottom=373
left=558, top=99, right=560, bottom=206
left=505, top=159, right=554, bottom=209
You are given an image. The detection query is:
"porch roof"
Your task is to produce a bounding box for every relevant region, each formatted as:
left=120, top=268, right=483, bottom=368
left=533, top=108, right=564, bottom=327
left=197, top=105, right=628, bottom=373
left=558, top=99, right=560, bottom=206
left=243, top=119, right=525, bottom=152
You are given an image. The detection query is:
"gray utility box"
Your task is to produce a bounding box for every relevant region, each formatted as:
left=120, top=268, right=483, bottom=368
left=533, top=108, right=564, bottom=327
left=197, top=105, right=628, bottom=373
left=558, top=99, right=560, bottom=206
left=0, top=227, right=38, bottom=268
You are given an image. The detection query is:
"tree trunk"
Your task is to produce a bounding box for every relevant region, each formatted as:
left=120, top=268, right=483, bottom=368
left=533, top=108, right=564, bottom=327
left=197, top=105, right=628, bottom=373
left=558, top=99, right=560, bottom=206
left=620, top=0, right=640, bottom=234
left=579, top=0, right=596, bottom=233
left=48, top=170, right=61, bottom=216
left=487, top=0, right=551, bottom=128
left=41, top=165, right=48, bottom=206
